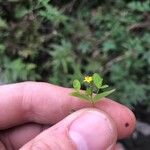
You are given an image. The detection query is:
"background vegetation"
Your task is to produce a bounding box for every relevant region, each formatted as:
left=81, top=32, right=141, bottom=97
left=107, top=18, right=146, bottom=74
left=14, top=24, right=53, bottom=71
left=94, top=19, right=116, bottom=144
left=0, top=0, right=149, bottom=107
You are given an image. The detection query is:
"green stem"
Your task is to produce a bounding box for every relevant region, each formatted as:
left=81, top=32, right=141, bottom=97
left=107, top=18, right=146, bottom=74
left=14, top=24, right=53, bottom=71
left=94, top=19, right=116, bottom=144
left=90, top=83, right=93, bottom=99
left=91, top=99, right=95, bottom=107
left=96, top=88, right=100, bottom=94
left=90, top=83, right=95, bottom=107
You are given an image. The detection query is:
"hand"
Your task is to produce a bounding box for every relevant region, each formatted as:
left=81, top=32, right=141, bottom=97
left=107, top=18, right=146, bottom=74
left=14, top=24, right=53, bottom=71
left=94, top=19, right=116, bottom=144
left=0, top=82, right=135, bottom=150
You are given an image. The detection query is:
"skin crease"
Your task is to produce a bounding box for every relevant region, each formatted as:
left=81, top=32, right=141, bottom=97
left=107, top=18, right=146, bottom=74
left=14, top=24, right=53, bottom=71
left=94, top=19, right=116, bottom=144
left=0, top=82, right=136, bottom=150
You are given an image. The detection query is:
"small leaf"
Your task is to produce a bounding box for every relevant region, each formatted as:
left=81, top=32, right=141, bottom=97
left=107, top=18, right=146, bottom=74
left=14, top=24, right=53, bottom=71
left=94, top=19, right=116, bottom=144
left=92, top=73, right=103, bottom=88
left=85, top=88, right=92, bottom=96
left=73, top=79, right=81, bottom=90
left=70, top=92, right=91, bottom=101
left=100, top=85, right=109, bottom=89
left=0, top=17, right=7, bottom=29
left=93, top=89, right=115, bottom=101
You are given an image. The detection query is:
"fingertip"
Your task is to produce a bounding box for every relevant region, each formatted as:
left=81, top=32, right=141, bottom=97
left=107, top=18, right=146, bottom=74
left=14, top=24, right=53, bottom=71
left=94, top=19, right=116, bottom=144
left=96, top=99, right=136, bottom=139
left=120, top=106, right=136, bottom=139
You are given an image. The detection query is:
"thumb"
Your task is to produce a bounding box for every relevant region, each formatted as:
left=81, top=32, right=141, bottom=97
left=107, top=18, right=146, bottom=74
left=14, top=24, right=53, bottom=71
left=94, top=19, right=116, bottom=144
left=20, top=109, right=117, bottom=150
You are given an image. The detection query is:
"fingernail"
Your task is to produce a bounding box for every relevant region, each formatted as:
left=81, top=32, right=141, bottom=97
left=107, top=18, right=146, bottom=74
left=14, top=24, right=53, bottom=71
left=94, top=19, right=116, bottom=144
left=69, top=110, right=116, bottom=150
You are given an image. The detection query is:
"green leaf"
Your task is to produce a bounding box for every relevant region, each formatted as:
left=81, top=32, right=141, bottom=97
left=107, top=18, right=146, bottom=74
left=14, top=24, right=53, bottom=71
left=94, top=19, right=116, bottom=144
left=85, top=88, right=92, bottom=96
left=93, top=89, right=115, bottom=101
left=8, top=0, right=20, bottom=2
left=0, top=17, right=7, bottom=29
left=73, top=79, right=81, bottom=90
left=70, top=92, right=91, bottom=101
left=103, top=40, right=116, bottom=52
left=15, top=6, right=28, bottom=19
left=92, top=73, right=103, bottom=88
left=100, top=85, right=109, bottom=89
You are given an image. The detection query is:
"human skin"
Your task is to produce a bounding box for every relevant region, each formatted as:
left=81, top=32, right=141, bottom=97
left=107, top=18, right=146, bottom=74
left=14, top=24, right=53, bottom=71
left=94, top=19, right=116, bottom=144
left=0, top=82, right=136, bottom=150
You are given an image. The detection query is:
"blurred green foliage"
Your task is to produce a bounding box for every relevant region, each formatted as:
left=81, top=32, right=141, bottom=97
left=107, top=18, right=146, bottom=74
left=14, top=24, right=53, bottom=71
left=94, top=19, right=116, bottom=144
left=0, top=0, right=149, bottom=107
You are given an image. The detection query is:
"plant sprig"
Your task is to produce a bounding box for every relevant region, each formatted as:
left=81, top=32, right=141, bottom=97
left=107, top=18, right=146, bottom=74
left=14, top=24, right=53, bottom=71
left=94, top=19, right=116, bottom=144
left=70, top=73, right=115, bottom=106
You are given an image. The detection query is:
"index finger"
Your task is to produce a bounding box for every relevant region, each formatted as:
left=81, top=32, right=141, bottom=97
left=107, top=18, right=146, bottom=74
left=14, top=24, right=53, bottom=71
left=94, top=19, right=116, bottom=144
left=0, top=82, right=136, bottom=139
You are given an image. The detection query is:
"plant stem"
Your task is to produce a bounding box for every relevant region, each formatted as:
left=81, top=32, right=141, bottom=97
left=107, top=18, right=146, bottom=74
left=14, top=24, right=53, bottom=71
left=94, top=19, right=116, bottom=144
left=96, top=88, right=100, bottom=94
left=90, top=83, right=95, bottom=107
left=91, top=98, right=95, bottom=107
left=90, top=83, right=93, bottom=98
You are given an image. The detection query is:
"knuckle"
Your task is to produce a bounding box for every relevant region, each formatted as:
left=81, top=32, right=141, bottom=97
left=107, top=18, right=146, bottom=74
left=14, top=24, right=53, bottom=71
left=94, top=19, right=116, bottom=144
left=20, top=82, right=38, bottom=120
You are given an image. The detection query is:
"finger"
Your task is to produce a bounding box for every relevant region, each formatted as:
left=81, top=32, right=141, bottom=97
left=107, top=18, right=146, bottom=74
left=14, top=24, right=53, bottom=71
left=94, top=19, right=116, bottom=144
left=0, top=82, right=135, bottom=139
left=96, top=100, right=136, bottom=139
left=115, top=143, right=125, bottom=150
left=0, top=123, right=48, bottom=150
left=0, top=141, right=6, bottom=150
left=20, top=109, right=117, bottom=150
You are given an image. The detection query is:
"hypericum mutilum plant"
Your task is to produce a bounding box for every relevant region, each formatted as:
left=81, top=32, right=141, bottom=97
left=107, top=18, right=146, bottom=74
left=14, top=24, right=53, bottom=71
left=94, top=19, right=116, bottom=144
left=70, top=73, right=115, bottom=107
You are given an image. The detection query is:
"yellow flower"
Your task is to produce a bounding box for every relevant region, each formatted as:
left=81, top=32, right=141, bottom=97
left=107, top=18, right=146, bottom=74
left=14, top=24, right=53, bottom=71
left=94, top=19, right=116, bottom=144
left=84, top=76, right=92, bottom=83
